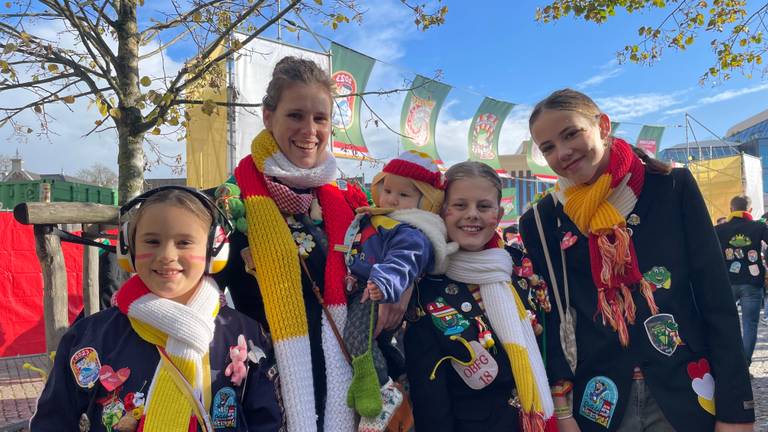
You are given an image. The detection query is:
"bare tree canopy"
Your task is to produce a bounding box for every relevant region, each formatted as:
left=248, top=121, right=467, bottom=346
left=0, top=0, right=447, bottom=203
left=76, top=162, right=118, bottom=187
left=536, top=0, right=767, bottom=83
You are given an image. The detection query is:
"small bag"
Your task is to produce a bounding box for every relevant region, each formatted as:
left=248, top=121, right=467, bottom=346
left=533, top=201, right=577, bottom=374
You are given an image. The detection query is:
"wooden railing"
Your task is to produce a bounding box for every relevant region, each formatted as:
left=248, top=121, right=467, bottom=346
left=13, top=202, right=120, bottom=353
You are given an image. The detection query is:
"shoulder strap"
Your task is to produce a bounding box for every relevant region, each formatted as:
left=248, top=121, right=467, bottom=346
left=532, top=201, right=570, bottom=320
left=156, top=346, right=213, bottom=432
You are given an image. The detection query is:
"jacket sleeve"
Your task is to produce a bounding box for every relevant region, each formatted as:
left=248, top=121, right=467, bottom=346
left=677, top=168, right=755, bottom=423
left=369, top=227, right=433, bottom=303
left=242, top=326, right=282, bottom=431
left=404, top=319, right=455, bottom=432
left=519, top=201, right=574, bottom=384
left=29, top=328, right=84, bottom=430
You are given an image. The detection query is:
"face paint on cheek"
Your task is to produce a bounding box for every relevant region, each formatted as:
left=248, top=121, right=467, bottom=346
left=187, top=255, right=207, bottom=263
left=135, top=253, right=154, bottom=261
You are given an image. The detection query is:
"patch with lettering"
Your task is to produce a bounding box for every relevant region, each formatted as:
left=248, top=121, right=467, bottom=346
left=70, top=347, right=101, bottom=388
left=450, top=340, right=498, bottom=390
left=579, top=376, right=618, bottom=428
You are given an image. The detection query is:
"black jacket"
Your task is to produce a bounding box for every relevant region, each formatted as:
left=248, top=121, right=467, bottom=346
left=715, top=216, right=768, bottom=286
left=31, top=306, right=281, bottom=431
left=519, top=168, right=754, bottom=432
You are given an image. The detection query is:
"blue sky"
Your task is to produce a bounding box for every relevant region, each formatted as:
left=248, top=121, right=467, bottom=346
left=2, top=0, right=767, bottom=181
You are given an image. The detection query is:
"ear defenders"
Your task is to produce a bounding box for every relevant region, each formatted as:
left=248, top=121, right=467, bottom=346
left=116, top=186, right=234, bottom=274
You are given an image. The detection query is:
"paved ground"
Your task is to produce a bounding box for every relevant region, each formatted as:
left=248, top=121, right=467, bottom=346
left=0, top=323, right=766, bottom=432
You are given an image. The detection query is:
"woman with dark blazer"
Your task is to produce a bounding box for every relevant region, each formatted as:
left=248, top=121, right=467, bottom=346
left=519, top=89, right=754, bottom=432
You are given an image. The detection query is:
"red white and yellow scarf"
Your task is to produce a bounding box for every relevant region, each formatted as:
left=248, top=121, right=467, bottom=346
left=553, top=138, right=658, bottom=346
left=235, top=129, right=366, bottom=431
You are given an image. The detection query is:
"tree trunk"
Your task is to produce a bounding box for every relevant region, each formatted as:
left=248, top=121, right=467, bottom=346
left=116, top=0, right=144, bottom=205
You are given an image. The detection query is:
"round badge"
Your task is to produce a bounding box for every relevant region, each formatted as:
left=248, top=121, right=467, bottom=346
left=445, top=284, right=459, bottom=295
left=518, top=279, right=528, bottom=290
left=628, top=214, right=640, bottom=226
left=461, top=302, right=472, bottom=313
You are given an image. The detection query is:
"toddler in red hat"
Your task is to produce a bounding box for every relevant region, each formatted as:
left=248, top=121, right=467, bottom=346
left=343, top=150, right=456, bottom=432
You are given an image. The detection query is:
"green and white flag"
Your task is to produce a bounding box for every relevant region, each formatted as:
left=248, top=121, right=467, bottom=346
left=525, top=139, right=557, bottom=183
left=610, top=121, right=620, bottom=137
left=468, top=97, right=515, bottom=175
left=636, top=125, right=665, bottom=157
left=500, top=187, right=517, bottom=226
left=400, top=75, right=451, bottom=166
left=331, top=43, right=376, bottom=160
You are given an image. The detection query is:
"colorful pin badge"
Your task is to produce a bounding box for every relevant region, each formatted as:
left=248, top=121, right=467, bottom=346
left=426, top=297, right=470, bottom=336
left=560, top=232, right=578, bottom=250
left=627, top=214, right=641, bottom=226
left=644, top=313, right=684, bottom=356
left=517, top=278, right=528, bottom=290
left=734, top=248, right=745, bottom=259
left=100, top=397, right=125, bottom=431
left=444, top=283, right=460, bottom=295
left=212, top=387, right=238, bottom=428
left=78, top=413, right=90, bottom=432
left=729, top=234, right=752, bottom=247
left=460, top=302, right=472, bottom=313
left=749, top=264, right=760, bottom=276
left=748, top=250, right=758, bottom=263
left=730, top=261, right=742, bottom=274
left=514, top=258, right=534, bottom=278
left=643, top=266, right=672, bottom=290
left=725, top=248, right=735, bottom=261
left=579, top=376, right=618, bottom=428
left=70, top=347, right=101, bottom=388
left=687, top=358, right=716, bottom=416
left=450, top=340, right=499, bottom=390
left=99, top=365, right=131, bottom=392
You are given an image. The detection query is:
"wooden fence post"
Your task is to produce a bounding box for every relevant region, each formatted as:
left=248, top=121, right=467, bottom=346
left=33, top=225, right=69, bottom=353
left=82, top=243, right=100, bottom=316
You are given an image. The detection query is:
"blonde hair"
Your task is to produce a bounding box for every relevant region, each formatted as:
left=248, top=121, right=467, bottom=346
left=444, top=161, right=502, bottom=205
left=129, top=188, right=213, bottom=254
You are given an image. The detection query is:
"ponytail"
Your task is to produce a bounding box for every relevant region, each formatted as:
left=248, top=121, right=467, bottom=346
left=631, top=146, right=672, bottom=175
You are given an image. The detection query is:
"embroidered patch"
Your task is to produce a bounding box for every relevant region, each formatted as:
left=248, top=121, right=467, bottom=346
left=729, top=234, right=752, bottom=247
left=643, top=266, right=671, bottom=290
left=99, top=365, right=130, bottom=392
left=627, top=214, right=640, bottom=226
left=644, top=314, right=684, bottom=356
left=687, top=358, right=716, bottom=416
left=212, top=387, right=238, bottom=429
left=450, top=340, right=498, bottom=390
left=444, top=283, right=460, bottom=295
left=514, top=257, right=534, bottom=278
left=749, top=264, right=760, bottom=276
left=579, top=376, right=618, bottom=428
left=100, top=397, right=125, bottom=431
left=724, top=248, right=734, bottom=261
left=70, top=347, right=101, bottom=388
left=517, top=278, right=528, bottom=290
left=560, top=232, right=577, bottom=250
left=426, top=297, right=470, bottom=336
left=734, top=248, right=745, bottom=259
left=730, top=261, right=742, bottom=274
left=748, top=250, right=758, bottom=263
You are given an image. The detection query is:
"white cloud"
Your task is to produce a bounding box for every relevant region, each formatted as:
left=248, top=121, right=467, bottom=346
left=577, top=60, right=623, bottom=89
left=595, top=93, right=683, bottom=120
left=698, top=82, right=768, bottom=104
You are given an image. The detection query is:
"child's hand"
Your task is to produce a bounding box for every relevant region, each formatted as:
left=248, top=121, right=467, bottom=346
left=361, top=281, right=384, bottom=303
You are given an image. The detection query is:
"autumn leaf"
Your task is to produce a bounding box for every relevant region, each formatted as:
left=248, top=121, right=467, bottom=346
left=47, top=64, right=59, bottom=72
left=151, top=127, right=161, bottom=135
left=62, top=95, right=76, bottom=104
left=140, top=76, right=152, bottom=87
left=109, top=108, right=122, bottom=119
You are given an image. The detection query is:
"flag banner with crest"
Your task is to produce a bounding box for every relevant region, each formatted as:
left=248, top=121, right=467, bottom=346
left=331, top=43, right=376, bottom=160
left=610, top=121, right=620, bottom=137
left=500, top=187, right=518, bottom=226
left=635, top=125, right=665, bottom=157
left=399, top=75, right=452, bottom=166
left=467, top=97, right=515, bottom=175
left=524, top=139, right=558, bottom=183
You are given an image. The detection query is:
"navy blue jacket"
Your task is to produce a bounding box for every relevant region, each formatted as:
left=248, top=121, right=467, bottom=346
left=31, top=306, right=282, bottom=431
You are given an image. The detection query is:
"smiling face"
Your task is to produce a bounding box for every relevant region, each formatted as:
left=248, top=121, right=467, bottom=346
left=530, top=109, right=612, bottom=185
left=377, top=174, right=423, bottom=210
left=442, top=177, right=503, bottom=252
left=133, top=203, right=209, bottom=304
left=263, top=83, right=333, bottom=169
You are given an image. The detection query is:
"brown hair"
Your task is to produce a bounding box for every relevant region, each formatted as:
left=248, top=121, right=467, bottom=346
left=444, top=161, right=502, bottom=205
left=262, top=56, right=336, bottom=112
left=730, top=195, right=750, bottom=211
left=129, top=188, right=213, bottom=253
left=529, top=88, right=672, bottom=175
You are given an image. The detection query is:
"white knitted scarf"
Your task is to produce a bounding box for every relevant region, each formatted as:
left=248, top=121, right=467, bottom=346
left=262, top=147, right=338, bottom=189
left=446, top=248, right=554, bottom=423
left=126, top=277, right=219, bottom=415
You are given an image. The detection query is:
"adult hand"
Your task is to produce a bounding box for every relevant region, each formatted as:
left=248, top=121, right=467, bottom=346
left=714, top=421, right=755, bottom=432
left=374, top=286, right=413, bottom=338
left=557, top=416, right=581, bottom=432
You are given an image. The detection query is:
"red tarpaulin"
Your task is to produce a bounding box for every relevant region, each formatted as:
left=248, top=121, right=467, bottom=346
left=0, top=212, right=84, bottom=356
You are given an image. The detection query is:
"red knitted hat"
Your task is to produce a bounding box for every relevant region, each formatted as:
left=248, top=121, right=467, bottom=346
left=381, top=150, right=444, bottom=190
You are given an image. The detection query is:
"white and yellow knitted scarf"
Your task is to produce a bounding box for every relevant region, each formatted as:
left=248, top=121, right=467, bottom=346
left=115, top=275, right=220, bottom=432
left=446, top=248, right=554, bottom=432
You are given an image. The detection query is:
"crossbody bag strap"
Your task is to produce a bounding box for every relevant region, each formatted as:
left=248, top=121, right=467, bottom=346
left=533, top=202, right=569, bottom=318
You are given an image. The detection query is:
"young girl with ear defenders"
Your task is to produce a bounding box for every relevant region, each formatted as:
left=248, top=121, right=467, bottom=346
left=31, top=186, right=282, bottom=432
